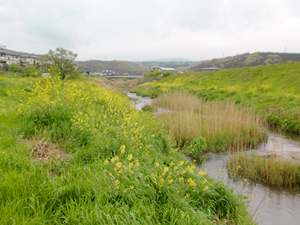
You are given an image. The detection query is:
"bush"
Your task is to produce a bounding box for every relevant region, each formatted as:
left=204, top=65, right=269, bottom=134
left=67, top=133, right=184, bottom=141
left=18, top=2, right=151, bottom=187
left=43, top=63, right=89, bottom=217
left=141, top=104, right=157, bottom=112
left=144, top=71, right=163, bottom=78
left=163, top=71, right=174, bottom=77
left=9, top=64, right=22, bottom=73
left=23, top=66, right=38, bottom=77
left=66, top=71, right=82, bottom=80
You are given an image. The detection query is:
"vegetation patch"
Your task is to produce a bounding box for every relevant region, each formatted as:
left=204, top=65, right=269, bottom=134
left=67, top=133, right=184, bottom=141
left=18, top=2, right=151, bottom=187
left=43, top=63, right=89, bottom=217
left=141, top=104, right=157, bottom=112
left=228, top=154, right=300, bottom=188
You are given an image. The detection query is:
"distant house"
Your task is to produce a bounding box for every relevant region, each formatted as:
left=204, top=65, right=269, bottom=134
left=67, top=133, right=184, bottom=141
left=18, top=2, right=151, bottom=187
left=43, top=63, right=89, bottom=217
left=0, top=48, right=40, bottom=66
left=150, top=66, right=176, bottom=72
left=100, top=70, right=116, bottom=76
left=0, top=49, right=21, bottom=65
left=199, top=68, right=219, bottom=72
left=20, top=55, right=40, bottom=67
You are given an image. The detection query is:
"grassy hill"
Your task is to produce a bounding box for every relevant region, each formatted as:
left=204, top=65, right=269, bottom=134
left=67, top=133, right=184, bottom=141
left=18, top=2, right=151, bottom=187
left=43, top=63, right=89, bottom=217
left=190, top=52, right=300, bottom=71
left=133, top=62, right=300, bottom=134
left=78, top=60, right=150, bottom=75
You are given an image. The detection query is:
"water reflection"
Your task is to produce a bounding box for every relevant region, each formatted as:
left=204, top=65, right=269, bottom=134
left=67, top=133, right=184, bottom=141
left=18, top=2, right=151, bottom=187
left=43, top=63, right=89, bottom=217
left=126, top=92, right=153, bottom=111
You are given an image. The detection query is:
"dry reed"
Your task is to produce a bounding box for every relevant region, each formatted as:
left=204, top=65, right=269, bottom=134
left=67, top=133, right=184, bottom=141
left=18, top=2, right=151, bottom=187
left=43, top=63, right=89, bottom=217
left=153, top=92, right=267, bottom=152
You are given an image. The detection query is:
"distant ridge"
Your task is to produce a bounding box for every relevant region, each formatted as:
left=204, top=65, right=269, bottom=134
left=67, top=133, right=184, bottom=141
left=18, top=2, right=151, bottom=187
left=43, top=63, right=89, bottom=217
left=189, top=52, right=300, bottom=71
left=77, top=60, right=150, bottom=75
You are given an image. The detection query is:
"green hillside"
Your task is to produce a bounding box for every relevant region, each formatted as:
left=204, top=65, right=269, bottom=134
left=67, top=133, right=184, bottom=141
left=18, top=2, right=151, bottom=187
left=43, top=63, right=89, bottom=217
left=78, top=60, right=150, bottom=75
left=0, top=74, right=253, bottom=224
left=134, top=62, right=300, bottom=134
left=190, top=52, right=300, bottom=71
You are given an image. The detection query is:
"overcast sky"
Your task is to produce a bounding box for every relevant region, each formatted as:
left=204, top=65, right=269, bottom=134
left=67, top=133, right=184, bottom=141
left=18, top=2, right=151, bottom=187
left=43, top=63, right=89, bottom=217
left=1, top=0, right=300, bottom=61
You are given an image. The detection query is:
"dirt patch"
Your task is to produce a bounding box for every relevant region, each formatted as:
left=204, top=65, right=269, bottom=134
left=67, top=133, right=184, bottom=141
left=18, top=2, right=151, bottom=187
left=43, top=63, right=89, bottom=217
left=25, top=138, right=70, bottom=163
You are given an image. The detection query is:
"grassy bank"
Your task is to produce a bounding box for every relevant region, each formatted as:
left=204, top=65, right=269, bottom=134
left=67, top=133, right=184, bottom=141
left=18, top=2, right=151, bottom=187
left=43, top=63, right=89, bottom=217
left=228, top=154, right=300, bottom=188
left=152, top=92, right=267, bottom=155
left=0, top=74, right=254, bottom=224
left=132, top=62, right=300, bottom=134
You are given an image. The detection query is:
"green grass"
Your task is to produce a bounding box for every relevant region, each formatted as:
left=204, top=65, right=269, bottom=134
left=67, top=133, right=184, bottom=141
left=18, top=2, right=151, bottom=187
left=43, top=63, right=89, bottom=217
left=133, top=62, right=300, bottom=134
left=0, top=74, right=255, bottom=224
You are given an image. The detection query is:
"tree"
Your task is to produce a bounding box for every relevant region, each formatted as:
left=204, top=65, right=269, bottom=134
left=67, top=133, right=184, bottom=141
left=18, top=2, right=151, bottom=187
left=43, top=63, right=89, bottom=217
left=40, top=48, right=78, bottom=80
left=9, top=64, right=22, bottom=73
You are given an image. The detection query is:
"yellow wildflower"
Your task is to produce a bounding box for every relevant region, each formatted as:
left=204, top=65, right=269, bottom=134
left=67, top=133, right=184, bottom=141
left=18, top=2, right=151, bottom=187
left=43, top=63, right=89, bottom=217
left=116, top=162, right=122, bottom=168
left=127, top=154, right=133, bottom=161
left=120, top=145, right=125, bottom=154
left=111, top=156, right=118, bottom=163
left=198, top=171, right=207, bottom=177
left=187, top=178, right=197, bottom=187
left=202, top=186, right=209, bottom=191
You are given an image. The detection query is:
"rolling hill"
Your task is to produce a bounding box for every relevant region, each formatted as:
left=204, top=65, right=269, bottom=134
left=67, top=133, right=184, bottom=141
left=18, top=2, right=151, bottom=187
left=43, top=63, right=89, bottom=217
left=189, top=52, right=300, bottom=71
left=77, top=60, right=150, bottom=75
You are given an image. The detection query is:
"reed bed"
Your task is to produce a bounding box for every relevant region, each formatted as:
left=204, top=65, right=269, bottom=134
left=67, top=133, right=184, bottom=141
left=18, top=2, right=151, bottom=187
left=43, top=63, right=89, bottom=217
left=153, top=92, right=267, bottom=153
left=228, top=154, right=300, bottom=188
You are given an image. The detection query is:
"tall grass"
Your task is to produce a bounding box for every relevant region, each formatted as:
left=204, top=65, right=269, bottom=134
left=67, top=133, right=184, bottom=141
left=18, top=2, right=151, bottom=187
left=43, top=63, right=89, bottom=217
left=228, top=154, right=300, bottom=188
left=153, top=92, right=267, bottom=153
left=0, top=75, right=255, bottom=224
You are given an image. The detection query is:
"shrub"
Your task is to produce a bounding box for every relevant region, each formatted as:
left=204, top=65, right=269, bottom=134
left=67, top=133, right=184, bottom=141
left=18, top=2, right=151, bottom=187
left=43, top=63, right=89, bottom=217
left=141, top=104, right=156, bottom=112
left=66, top=71, right=82, bottom=80
left=23, top=66, right=38, bottom=77
left=9, top=64, right=22, bottom=73
left=144, top=71, right=163, bottom=78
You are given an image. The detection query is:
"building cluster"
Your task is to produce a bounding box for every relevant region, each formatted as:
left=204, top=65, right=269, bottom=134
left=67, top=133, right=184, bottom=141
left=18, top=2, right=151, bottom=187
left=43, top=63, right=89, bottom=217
left=0, top=48, right=40, bottom=68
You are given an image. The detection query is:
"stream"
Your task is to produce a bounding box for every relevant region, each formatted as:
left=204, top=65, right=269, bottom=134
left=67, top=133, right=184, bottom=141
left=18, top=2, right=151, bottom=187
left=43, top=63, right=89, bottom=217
left=126, top=92, right=300, bottom=225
